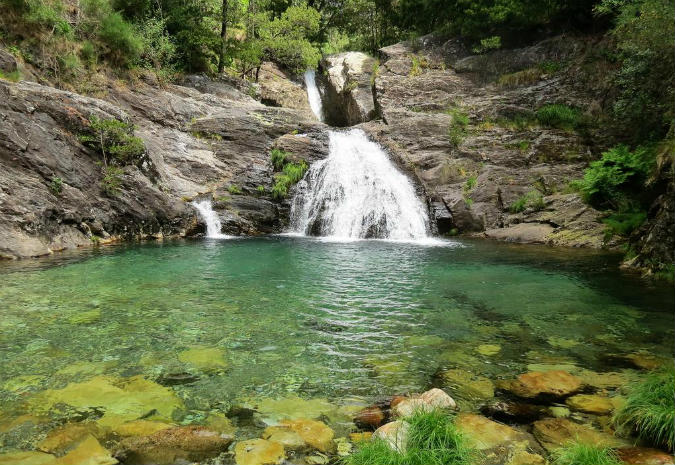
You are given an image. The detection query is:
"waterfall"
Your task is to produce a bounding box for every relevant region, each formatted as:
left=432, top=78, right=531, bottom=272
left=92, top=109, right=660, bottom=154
left=289, top=129, right=431, bottom=240
left=304, top=70, right=324, bottom=121
left=192, top=200, right=230, bottom=239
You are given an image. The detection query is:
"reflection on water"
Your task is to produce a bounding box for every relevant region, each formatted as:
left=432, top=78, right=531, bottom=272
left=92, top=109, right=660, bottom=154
left=0, top=237, right=673, bottom=445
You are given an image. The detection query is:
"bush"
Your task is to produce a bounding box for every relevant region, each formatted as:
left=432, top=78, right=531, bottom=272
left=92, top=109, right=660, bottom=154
left=101, top=165, right=124, bottom=196
left=344, top=410, right=476, bottom=465
left=510, top=191, right=546, bottom=213
left=602, top=210, right=646, bottom=239
left=614, top=368, right=674, bottom=451
left=271, top=161, right=308, bottom=200
left=79, top=116, right=146, bottom=166
left=553, top=442, right=622, bottom=465
left=472, top=36, right=501, bottom=54
left=536, top=104, right=582, bottom=130
left=98, top=12, right=143, bottom=66
left=574, top=145, right=654, bottom=209
left=49, top=176, right=63, bottom=195
left=270, top=148, right=288, bottom=170
left=227, top=185, right=242, bottom=194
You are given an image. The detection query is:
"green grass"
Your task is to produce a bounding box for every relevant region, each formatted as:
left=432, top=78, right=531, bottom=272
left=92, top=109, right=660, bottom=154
left=602, top=210, right=646, bottom=240
left=536, top=104, right=582, bottom=130
left=0, top=70, right=22, bottom=82
left=446, top=108, right=469, bottom=147
left=344, top=410, right=476, bottom=465
left=272, top=161, right=308, bottom=200
left=553, top=442, right=622, bottom=465
left=227, top=185, right=242, bottom=195
left=49, top=176, right=63, bottom=195
left=510, top=191, right=546, bottom=213
left=614, top=367, right=675, bottom=451
left=270, top=148, right=288, bottom=170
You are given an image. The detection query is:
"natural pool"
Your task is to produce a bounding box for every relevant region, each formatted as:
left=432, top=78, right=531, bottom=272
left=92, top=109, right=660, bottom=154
left=0, top=237, right=673, bottom=449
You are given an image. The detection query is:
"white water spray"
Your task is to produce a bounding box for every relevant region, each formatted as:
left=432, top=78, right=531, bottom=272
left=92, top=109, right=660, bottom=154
left=290, top=129, right=430, bottom=240
left=192, top=200, right=230, bottom=239
left=304, top=69, right=324, bottom=121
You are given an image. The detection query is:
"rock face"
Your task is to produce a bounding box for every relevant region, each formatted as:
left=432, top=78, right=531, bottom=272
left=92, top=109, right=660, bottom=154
left=0, top=74, right=327, bottom=259
left=257, top=62, right=313, bottom=114
left=320, top=52, right=378, bottom=126
left=363, top=34, right=613, bottom=246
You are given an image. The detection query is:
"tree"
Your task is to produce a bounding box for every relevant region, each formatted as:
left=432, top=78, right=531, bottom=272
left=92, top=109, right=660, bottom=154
left=218, top=0, right=228, bottom=73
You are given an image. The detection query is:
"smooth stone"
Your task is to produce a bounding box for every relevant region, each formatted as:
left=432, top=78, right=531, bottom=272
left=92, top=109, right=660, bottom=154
left=507, top=450, right=546, bottom=465
left=373, top=421, right=410, bottom=453
left=112, top=420, right=174, bottom=437
left=623, top=353, right=668, bottom=371
left=456, top=414, right=535, bottom=451
left=250, top=396, right=337, bottom=422
left=576, top=369, right=633, bottom=389
left=29, top=375, right=183, bottom=430
left=115, top=426, right=233, bottom=465
left=439, top=368, right=495, bottom=400
left=335, top=437, right=352, bottom=457
left=392, top=398, right=430, bottom=418
left=55, top=435, right=116, bottom=465
left=279, top=419, right=335, bottom=453
left=39, top=423, right=103, bottom=454
left=393, top=388, right=457, bottom=418
left=477, top=344, right=502, bottom=356
left=305, top=453, right=330, bottom=465
left=617, top=447, right=675, bottom=465
left=0, top=451, right=56, bottom=465
left=499, top=370, right=582, bottom=399
left=548, top=406, right=570, bottom=418
left=234, top=439, right=284, bottom=465
left=531, top=418, right=627, bottom=452
left=177, top=347, right=228, bottom=373
left=261, top=426, right=307, bottom=451
left=354, top=406, right=385, bottom=429
left=203, top=413, right=236, bottom=435
left=420, top=388, right=457, bottom=409
left=565, top=394, right=615, bottom=415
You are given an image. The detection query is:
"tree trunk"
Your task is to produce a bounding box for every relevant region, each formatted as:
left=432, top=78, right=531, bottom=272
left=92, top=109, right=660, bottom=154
left=218, top=0, right=228, bottom=74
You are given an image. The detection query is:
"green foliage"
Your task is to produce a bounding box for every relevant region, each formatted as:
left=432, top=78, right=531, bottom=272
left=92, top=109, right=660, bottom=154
left=447, top=107, right=469, bottom=147
left=0, top=70, right=22, bottom=82
left=344, top=410, right=476, bottom=465
left=602, top=210, right=646, bottom=239
left=272, top=161, right=308, bottom=200
left=472, top=36, right=501, bottom=54
left=79, top=116, right=146, bottom=166
left=227, top=185, right=242, bottom=194
left=256, top=185, right=265, bottom=195
left=463, top=176, right=477, bottom=193
left=510, top=191, right=546, bottom=213
left=137, top=17, right=177, bottom=71
left=614, top=368, right=675, bottom=451
left=574, top=145, right=654, bottom=209
left=536, top=104, right=582, bottom=130
left=409, top=54, right=429, bottom=77
left=553, top=442, right=622, bottom=465
left=101, top=165, right=124, bottom=196
left=270, top=148, right=288, bottom=170
left=49, top=176, right=63, bottom=195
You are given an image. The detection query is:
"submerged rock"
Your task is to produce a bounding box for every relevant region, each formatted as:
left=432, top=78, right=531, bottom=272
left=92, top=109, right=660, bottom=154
left=261, top=426, right=307, bottom=451
left=38, top=423, right=104, bottom=455
left=112, top=420, right=174, bottom=438
left=372, top=421, right=410, bottom=453
left=617, top=447, right=675, bottom=465
left=353, top=406, right=385, bottom=430
left=278, top=419, right=335, bottom=453
left=55, top=435, right=117, bottom=465
left=531, top=418, right=626, bottom=452
left=565, top=394, right=615, bottom=415
left=115, top=426, right=233, bottom=465
left=248, top=396, right=337, bottom=423
left=498, top=370, right=582, bottom=400
left=456, top=414, right=537, bottom=452
left=234, top=439, right=285, bottom=465
left=177, top=346, right=228, bottom=373
left=0, top=451, right=56, bottom=465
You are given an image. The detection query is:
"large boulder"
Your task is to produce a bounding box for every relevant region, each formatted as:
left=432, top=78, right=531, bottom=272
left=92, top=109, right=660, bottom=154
left=531, top=418, right=627, bottom=453
left=320, top=52, right=378, bottom=126
left=497, top=370, right=583, bottom=400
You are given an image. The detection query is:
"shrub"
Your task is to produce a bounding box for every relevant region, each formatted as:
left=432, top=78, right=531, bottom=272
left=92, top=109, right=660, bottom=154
left=472, top=36, right=501, bottom=54
left=101, top=165, right=124, bottom=196
left=463, top=175, right=477, bottom=194
left=79, top=116, right=146, bottom=166
left=536, top=104, right=582, bottom=130
left=0, top=70, right=22, bottom=82
left=270, top=148, right=288, bottom=170
left=49, top=176, right=63, bottom=195
left=614, top=368, right=674, bottom=451
left=344, top=410, right=476, bottom=465
left=98, top=12, right=143, bottom=66
left=575, top=145, right=654, bottom=209
left=602, top=210, right=647, bottom=239
left=271, top=161, right=308, bottom=200
left=447, top=108, right=469, bottom=147
left=227, top=185, right=242, bottom=194
left=497, top=68, right=544, bottom=88
left=553, top=442, right=622, bottom=465
left=510, top=191, right=546, bottom=213
left=256, top=185, right=265, bottom=195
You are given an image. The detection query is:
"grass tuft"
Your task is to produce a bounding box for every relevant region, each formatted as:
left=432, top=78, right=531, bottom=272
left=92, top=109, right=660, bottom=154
left=536, top=104, right=582, bottom=130
left=344, top=410, right=476, bottom=465
left=614, top=367, right=675, bottom=451
left=553, top=442, right=622, bottom=465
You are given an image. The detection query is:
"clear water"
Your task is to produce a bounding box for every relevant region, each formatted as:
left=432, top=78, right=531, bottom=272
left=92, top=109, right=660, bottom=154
left=192, top=200, right=230, bottom=239
left=290, top=129, right=430, bottom=239
left=0, top=237, right=673, bottom=445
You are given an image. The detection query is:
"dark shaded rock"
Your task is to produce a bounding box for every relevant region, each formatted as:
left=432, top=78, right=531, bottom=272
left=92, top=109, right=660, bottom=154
left=354, top=406, right=385, bottom=430
left=0, top=48, right=18, bottom=73
left=617, top=447, right=675, bottom=465
left=480, top=400, right=547, bottom=424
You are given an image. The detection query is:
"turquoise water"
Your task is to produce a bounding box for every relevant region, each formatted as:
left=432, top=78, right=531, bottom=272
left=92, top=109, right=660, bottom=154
left=0, top=237, right=673, bottom=445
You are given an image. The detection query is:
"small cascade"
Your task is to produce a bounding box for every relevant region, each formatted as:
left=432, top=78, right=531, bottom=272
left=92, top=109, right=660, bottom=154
left=304, top=69, right=324, bottom=121
left=192, top=200, right=230, bottom=239
left=290, top=129, right=430, bottom=240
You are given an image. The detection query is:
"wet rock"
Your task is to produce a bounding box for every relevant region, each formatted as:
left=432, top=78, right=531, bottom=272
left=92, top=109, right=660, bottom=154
left=393, top=388, right=457, bottom=418
left=476, top=344, right=502, bottom=356
left=112, top=420, right=174, bottom=438
left=261, top=426, right=306, bottom=451
left=498, top=370, right=582, bottom=400
left=234, top=439, right=284, bottom=465
left=576, top=370, right=633, bottom=390
left=115, top=426, right=233, bottom=465
left=278, top=419, right=335, bottom=453
left=480, top=400, right=547, bottom=424
left=565, top=394, right=615, bottom=415
left=617, top=447, right=675, bottom=465
left=483, top=223, right=555, bottom=244
left=0, top=451, right=56, bottom=465
left=0, top=48, right=18, bottom=74
left=178, top=346, right=228, bottom=373
left=372, top=421, right=410, bottom=453
left=612, top=352, right=669, bottom=371
left=456, top=414, right=538, bottom=451
left=438, top=368, right=495, bottom=402
left=531, top=418, right=626, bottom=453
left=335, top=437, right=352, bottom=456
left=507, top=450, right=546, bottom=465
left=38, top=423, right=104, bottom=454
left=354, top=406, right=385, bottom=429
left=349, top=432, right=372, bottom=443
left=203, top=413, right=236, bottom=435
left=67, top=310, right=101, bottom=325
left=56, top=435, right=117, bottom=465
left=320, top=52, right=377, bottom=126
left=247, top=396, right=337, bottom=423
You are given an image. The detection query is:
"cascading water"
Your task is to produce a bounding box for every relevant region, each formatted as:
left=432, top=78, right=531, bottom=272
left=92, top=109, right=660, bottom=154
left=304, top=69, right=324, bottom=121
left=192, top=200, right=230, bottom=239
left=290, top=129, right=430, bottom=240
